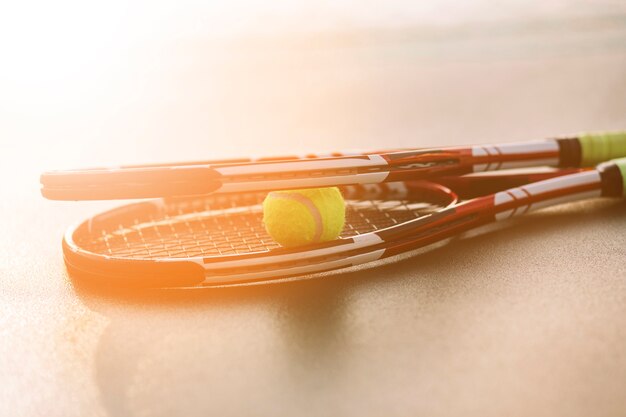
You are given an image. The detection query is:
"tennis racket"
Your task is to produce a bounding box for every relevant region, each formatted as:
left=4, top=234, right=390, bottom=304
left=41, top=132, right=626, bottom=200
left=62, top=158, right=626, bottom=289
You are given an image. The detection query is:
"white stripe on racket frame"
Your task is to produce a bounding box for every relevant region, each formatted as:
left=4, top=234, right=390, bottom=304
left=217, top=171, right=392, bottom=193
left=471, top=140, right=559, bottom=172
left=201, top=249, right=387, bottom=285
left=215, top=154, right=389, bottom=176
left=493, top=170, right=602, bottom=220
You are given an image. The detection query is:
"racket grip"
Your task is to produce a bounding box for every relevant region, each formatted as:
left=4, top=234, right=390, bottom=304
left=579, top=132, right=626, bottom=166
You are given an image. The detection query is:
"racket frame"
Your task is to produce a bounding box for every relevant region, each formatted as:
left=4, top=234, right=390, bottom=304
left=42, top=138, right=574, bottom=200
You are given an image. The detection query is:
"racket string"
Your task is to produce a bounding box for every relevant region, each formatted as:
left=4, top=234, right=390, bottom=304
left=78, top=196, right=440, bottom=259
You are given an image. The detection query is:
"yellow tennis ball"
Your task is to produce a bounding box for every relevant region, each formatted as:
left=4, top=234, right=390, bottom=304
left=262, top=187, right=346, bottom=247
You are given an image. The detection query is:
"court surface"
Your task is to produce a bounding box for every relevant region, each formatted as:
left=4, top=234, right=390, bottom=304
left=1, top=2, right=626, bottom=416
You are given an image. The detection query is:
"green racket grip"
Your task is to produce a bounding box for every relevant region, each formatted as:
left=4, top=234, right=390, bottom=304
left=579, top=131, right=626, bottom=166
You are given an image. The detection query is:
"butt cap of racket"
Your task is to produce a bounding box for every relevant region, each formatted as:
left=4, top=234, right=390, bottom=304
left=613, top=157, right=626, bottom=195
left=579, top=131, right=626, bottom=166
left=598, top=157, right=626, bottom=197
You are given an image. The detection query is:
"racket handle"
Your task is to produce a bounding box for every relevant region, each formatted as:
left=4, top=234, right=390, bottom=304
left=579, top=132, right=626, bottom=166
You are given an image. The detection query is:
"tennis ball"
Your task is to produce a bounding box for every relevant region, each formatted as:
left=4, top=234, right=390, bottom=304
left=262, top=187, right=346, bottom=247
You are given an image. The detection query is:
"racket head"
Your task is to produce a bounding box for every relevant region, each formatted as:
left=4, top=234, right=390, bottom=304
left=62, top=182, right=457, bottom=288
